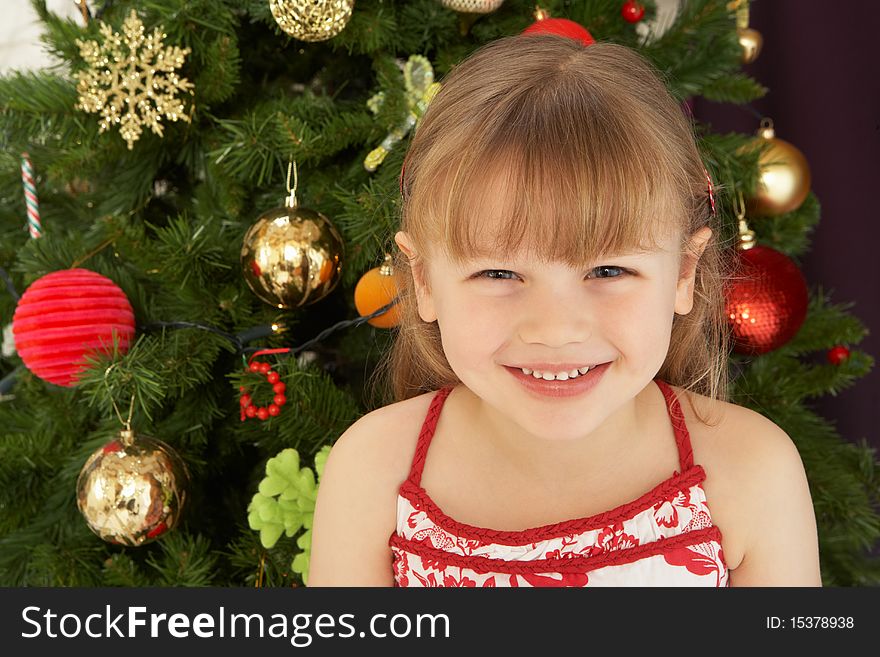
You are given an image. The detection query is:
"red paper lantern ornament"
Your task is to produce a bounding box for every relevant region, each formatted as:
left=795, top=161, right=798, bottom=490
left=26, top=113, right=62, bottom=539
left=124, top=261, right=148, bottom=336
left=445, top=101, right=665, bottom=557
left=522, top=8, right=595, bottom=46
left=12, top=268, right=136, bottom=386
left=724, top=245, right=809, bottom=355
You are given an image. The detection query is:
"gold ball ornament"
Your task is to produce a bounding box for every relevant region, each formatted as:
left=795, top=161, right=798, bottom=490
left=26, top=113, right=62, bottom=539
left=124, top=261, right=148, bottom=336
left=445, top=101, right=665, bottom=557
left=439, top=0, right=505, bottom=12
left=745, top=119, right=811, bottom=216
left=738, top=27, right=762, bottom=64
left=354, top=254, right=401, bottom=328
left=269, top=0, right=354, bottom=42
left=76, top=429, right=189, bottom=546
left=241, top=199, right=345, bottom=309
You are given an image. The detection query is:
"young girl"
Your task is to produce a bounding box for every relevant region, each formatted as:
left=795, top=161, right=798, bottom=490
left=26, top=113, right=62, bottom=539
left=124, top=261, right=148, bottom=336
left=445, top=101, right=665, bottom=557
left=308, top=34, right=821, bottom=587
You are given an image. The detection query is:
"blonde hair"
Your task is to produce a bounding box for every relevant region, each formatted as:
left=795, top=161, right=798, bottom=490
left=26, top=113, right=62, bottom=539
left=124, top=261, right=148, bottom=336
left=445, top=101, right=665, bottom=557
left=370, top=34, right=733, bottom=425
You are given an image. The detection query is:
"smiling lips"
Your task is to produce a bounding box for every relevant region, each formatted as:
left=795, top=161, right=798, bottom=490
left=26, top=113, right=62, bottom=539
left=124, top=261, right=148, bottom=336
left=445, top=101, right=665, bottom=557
left=506, top=361, right=609, bottom=380
left=505, top=362, right=610, bottom=398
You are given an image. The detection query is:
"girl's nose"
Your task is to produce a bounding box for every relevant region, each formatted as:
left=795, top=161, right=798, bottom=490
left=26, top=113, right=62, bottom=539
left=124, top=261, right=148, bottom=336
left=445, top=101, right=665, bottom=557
left=515, top=289, right=593, bottom=348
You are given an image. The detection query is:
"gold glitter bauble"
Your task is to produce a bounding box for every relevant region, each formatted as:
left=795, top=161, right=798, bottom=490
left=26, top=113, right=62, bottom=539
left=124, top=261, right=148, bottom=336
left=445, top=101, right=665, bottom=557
left=440, top=0, right=505, bottom=12
left=76, top=430, right=189, bottom=546
left=269, top=0, right=354, bottom=42
left=746, top=120, right=811, bottom=216
left=738, top=27, right=762, bottom=64
left=241, top=204, right=344, bottom=309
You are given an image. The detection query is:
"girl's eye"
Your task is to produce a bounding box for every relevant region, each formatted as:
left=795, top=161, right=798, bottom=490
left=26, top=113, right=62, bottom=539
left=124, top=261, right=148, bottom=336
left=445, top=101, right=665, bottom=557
left=474, top=266, right=628, bottom=281
left=476, top=270, right=519, bottom=281
left=586, top=266, right=627, bottom=279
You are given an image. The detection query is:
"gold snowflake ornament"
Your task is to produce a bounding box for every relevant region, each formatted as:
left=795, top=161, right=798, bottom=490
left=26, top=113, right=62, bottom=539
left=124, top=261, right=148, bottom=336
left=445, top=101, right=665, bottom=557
left=75, top=10, right=194, bottom=150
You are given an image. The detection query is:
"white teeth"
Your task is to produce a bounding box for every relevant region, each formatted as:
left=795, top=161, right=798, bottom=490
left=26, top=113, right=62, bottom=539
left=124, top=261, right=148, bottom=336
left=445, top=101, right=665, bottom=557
left=521, top=365, right=592, bottom=381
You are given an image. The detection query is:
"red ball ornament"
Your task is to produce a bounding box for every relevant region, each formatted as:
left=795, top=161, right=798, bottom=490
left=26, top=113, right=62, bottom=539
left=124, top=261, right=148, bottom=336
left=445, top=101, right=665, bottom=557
left=522, top=17, right=595, bottom=47
left=621, top=1, right=645, bottom=23
left=827, top=345, right=850, bottom=365
left=724, top=245, right=809, bottom=355
left=12, top=268, right=135, bottom=387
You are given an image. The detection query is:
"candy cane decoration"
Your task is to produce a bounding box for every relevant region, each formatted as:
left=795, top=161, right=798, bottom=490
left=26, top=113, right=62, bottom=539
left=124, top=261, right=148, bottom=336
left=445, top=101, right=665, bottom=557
left=21, top=153, right=42, bottom=239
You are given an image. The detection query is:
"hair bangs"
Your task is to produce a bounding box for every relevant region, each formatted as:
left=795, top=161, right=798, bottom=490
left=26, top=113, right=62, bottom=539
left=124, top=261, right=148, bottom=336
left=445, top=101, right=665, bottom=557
left=415, top=101, right=685, bottom=269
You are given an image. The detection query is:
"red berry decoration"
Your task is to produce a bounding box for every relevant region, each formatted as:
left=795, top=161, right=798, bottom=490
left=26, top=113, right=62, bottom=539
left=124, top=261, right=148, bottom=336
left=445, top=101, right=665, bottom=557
left=621, top=0, right=645, bottom=23
left=12, top=268, right=136, bottom=387
left=827, top=345, right=850, bottom=365
left=239, top=360, right=288, bottom=422
left=723, top=245, right=809, bottom=355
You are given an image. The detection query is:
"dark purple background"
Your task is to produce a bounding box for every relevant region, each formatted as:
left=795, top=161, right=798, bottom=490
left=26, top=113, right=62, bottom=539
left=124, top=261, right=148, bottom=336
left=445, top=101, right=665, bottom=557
left=691, top=1, right=879, bottom=452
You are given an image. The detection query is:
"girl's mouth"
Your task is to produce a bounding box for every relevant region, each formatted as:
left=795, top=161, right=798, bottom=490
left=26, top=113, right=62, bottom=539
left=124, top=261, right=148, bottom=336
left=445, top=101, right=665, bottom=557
left=504, top=362, right=611, bottom=399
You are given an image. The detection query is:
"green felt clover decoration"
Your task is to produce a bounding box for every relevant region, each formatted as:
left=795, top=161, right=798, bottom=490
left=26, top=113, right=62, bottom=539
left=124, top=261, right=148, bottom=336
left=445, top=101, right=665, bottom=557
left=248, top=445, right=330, bottom=585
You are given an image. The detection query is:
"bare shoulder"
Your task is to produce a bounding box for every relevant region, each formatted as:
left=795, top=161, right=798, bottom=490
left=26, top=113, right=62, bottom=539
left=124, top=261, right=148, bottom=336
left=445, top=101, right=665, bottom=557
left=672, top=385, right=821, bottom=586
left=306, top=392, right=434, bottom=586
left=673, top=385, right=787, bottom=469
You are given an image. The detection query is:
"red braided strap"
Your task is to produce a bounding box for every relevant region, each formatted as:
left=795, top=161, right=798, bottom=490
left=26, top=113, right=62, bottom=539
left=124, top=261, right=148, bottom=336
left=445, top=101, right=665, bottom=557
left=390, top=525, right=723, bottom=575
left=654, top=379, right=694, bottom=472
left=397, top=465, right=706, bottom=545
left=406, top=385, right=454, bottom=487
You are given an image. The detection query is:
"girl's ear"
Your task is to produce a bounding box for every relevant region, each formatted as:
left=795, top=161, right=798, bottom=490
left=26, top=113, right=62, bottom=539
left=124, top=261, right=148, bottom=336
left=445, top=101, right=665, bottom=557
left=394, top=231, right=437, bottom=323
left=674, top=226, right=712, bottom=316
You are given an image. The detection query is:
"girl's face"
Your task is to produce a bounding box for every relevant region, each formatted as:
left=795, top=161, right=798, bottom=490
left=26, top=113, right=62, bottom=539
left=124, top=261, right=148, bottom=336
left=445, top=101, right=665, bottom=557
left=394, top=225, right=712, bottom=445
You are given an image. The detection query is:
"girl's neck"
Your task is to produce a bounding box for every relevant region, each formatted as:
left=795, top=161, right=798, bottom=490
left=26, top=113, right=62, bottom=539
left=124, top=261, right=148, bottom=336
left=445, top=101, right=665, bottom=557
left=453, top=381, right=661, bottom=486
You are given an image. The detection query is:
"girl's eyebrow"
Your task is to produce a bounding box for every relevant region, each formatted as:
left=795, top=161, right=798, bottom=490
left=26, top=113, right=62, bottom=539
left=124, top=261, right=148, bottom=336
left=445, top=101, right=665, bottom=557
left=462, top=250, right=656, bottom=263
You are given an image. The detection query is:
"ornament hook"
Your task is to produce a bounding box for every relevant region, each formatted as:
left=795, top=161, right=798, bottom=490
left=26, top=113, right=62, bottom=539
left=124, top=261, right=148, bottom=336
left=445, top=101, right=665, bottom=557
left=734, top=190, right=756, bottom=251
left=285, top=160, right=299, bottom=209
left=104, top=363, right=136, bottom=437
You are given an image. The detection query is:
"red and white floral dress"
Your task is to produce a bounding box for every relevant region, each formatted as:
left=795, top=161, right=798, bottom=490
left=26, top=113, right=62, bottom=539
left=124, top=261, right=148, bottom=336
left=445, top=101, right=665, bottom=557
left=389, top=379, right=729, bottom=587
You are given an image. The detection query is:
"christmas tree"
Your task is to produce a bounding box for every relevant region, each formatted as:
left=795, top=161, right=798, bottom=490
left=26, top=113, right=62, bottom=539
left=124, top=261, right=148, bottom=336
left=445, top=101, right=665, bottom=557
left=0, top=0, right=876, bottom=587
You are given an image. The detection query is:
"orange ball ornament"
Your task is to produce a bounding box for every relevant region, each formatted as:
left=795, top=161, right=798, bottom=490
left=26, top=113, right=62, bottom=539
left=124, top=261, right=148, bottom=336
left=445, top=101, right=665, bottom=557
left=354, top=254, right=401, bottom=329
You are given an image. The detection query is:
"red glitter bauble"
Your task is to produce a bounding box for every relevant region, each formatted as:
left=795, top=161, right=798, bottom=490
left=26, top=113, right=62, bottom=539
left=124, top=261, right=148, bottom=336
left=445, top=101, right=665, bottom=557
left=12, top=269, right=136, bottom=386
left=522, top=17, right=595, bottom=47
left=724, top=246, right=809, bottom=355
